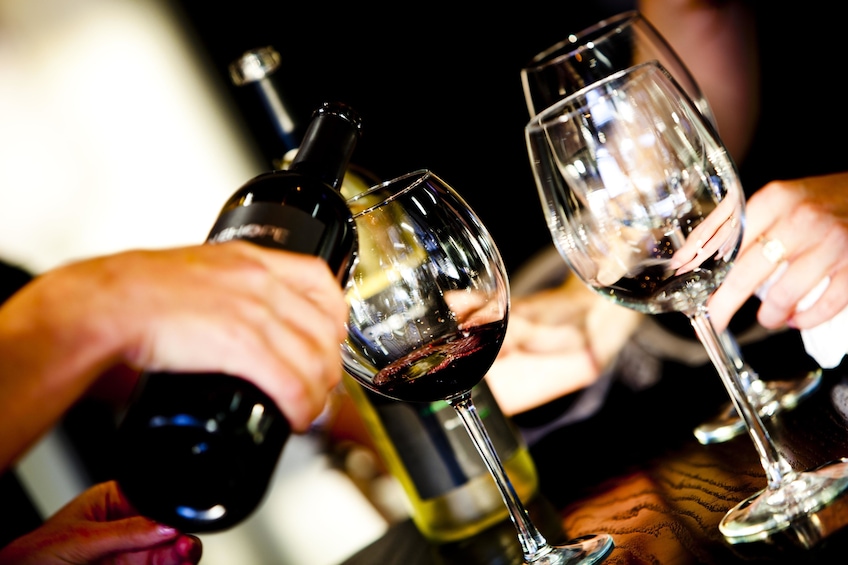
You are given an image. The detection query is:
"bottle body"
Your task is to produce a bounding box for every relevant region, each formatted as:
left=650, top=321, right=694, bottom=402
left=114, top=373, right=289, bottom=531
left=113, top=103, right=361, bottom=533
left=343, top=375, right=539, bottom=543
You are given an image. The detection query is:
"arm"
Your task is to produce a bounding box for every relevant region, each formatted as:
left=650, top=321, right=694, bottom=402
left=487, top=275, right=642, bottom=415
left=638, top=0, right=760, bottom=163
left=0, top=241, right=348, bottom=470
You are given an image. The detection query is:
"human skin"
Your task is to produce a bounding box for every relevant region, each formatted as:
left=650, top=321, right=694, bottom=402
left=0, top=480, right=202, bottom=564
left=0, top=241, right=348, bottom=471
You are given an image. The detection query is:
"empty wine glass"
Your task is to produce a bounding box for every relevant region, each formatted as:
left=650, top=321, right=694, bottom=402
left=521, top=10, right=712, bottom=120
left=525, top=61, right=848, bottom=544
left=520, top=9, right=821, bottom=445
left=343, top=170, right=614, bottom=564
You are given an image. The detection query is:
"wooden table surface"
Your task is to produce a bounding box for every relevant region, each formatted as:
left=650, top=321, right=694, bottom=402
left=341, top=366, right=848, bottom=564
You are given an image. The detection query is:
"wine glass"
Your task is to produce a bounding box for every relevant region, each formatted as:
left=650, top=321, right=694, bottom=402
left=343, top=170, right=614, bottom=564
left=519, top=9, right=821, bottom=445
left=525, top=60, right=848, bottom=543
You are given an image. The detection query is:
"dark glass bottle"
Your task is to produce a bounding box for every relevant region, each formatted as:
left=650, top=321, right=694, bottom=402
left=112, top=101, right=362, bottom=533
left=227, top=45, right=307, bottom=171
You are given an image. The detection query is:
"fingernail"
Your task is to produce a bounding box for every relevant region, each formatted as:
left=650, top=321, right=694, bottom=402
left=178, top=535, right=203, bottom=560
left=158, top=524, right=178, bottom=536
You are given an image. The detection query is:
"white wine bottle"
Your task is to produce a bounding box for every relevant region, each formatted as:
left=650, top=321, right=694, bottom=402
left=228, top=45, right=374, bottom=197
left=230, top=46, right=539, bottom=543
left=344, top=375, right=539, bottom=543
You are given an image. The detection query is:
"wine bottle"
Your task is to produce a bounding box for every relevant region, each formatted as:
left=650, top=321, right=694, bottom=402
left=112, top=101, right=363, bottom=533
left=343, top=376, right=539, bottom=543
left=229, top=46, right=539, bottom=543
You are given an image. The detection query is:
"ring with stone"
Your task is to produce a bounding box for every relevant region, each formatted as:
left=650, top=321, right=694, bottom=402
left=759, top=235, right=787, bottom=265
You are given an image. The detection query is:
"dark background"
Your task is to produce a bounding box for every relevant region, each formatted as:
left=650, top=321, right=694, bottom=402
left=169, top=1, right=633, bottom=274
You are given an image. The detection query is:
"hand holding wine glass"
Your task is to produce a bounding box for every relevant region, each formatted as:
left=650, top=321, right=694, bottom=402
left=525, top=61, right=848, bottom=543
left=519, top=10, right=821, bottom=445
left=343, top=170, right=614, bottom=564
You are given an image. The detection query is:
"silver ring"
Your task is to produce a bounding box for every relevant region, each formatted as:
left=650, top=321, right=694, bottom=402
left=759, top=236, right=786, bottom=265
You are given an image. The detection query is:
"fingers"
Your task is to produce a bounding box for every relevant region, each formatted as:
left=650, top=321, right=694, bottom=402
left=785, top=252, right=848, bottom=330
left=443, top=289, right=507, bottom=329
left=98, top=481, right=203, bottom=564
left=65, top=518, right=184, bottom=558
left=141, top=242, right=348, bottom=430
left=486, top=349, right=598, bottom=416
left=708, top=232, right=790, bottom=331
left=2, top=481, right=202, bottom=565
left=670, top=196, right=739, bottom=274
left=708, top=176, right=848, bottom=331
left=490, top=297, right=596, bottom=415
left=239, top=242, right=349, bottom=340
left=61, top=241, right=349, bottom=432
left=240, top=245, right=348, bottom=428
left=511, top=276, right=595, bottom=324
left=707, top=185, right=794, bottom=330
left=489, top=282, right=642, bottom=416
left=244, top=271, right=346, bottom=429
left=505, top=311, right=587, bottom=353
left=71, top=521, right=201, bottom=565
left=757, top=227, right=847, bottom=328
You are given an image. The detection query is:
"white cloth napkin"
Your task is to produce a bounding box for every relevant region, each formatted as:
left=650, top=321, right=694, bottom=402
left=795, top=277, right=848, bottom=368
left=757, top=264, right=847, bottom=369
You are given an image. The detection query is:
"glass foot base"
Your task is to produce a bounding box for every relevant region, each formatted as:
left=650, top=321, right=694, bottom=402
left=529, top=533, right=614, bottom=564
left=694, top=369, right=823, bottom=445
left=720, top=458, right=848, bottom=545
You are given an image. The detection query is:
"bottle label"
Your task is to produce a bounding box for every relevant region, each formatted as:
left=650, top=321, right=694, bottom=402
left=370, top=382, right=520, bottom=500
left=207, top=202, right=324, bottom=253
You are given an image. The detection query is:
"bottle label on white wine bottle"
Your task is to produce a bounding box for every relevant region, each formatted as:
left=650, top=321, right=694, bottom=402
left=368, top=382, right=520, bottom=499
left=207, top=203, right=324, bottom=253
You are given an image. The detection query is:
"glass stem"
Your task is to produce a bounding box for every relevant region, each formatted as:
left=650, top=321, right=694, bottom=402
left=690, top=309, right=794, bottom=490
left=449, top=393, right=550, bottom=562
left=719, top=330, right=759, bottom=405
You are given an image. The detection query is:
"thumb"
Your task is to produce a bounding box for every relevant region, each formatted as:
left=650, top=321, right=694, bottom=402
left=65, top=517, right=181, bottom=560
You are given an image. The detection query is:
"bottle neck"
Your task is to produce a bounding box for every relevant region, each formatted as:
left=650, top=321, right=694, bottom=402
left=289, top=103, right=361, bottom=191
left=253, top=77, right=304, bottom=155
left=229, top=46, right=307, bottom=169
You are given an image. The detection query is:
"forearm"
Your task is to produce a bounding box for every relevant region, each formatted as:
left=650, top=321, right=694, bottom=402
left=638, top=0, right=759, bottom=163
left=0, top=273, right=118, bottom=470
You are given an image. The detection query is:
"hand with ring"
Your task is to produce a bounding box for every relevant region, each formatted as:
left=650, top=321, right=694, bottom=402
left=708, top=171, right=848, bottom=332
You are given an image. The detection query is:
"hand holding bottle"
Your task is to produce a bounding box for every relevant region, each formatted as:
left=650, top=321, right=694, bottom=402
left=0, top=241, right=347, bottom=472
left=113, top=101, right=361, bottom=532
